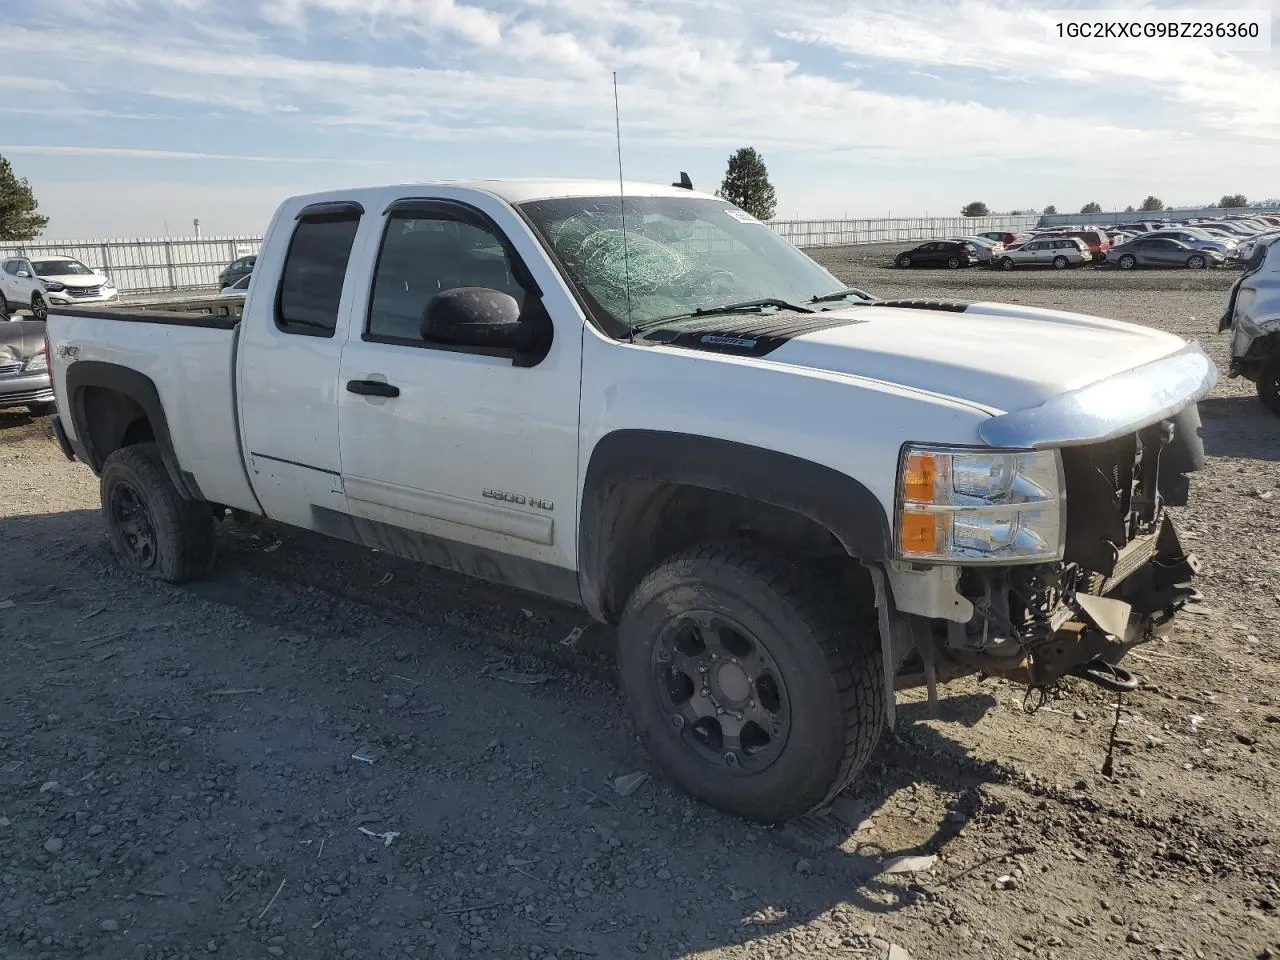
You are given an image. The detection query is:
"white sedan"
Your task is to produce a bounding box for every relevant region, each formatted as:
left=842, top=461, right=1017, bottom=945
left=0, top=255, right=119, bottom=319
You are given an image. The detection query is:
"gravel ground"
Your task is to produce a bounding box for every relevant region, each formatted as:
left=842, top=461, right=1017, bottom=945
left=1, top=246, right=1277, bottom=960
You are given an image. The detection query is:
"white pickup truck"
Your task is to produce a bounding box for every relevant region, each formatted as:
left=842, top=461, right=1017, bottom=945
left=46, top=179, right=1215, bottom=823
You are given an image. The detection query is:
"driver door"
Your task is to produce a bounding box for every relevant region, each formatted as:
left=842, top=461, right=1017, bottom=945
left=336, top=191, right=582, bottom=584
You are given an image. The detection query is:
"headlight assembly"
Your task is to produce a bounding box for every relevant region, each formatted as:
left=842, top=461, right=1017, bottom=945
left=896, top=444, right=1065, bottom=564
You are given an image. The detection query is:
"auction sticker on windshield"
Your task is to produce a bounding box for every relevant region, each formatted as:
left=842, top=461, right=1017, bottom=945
left=724, top=209, right=761, bottom=224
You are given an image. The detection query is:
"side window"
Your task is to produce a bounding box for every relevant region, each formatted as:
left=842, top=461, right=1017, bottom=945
left=367, top=210, right=528, bottom=343
left=1, top=260, right=15, bottom=275
left=276, top=213, right=361, bottom=337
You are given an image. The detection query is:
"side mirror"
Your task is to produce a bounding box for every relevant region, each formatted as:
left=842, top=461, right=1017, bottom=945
left=16, top=271, right=30, bottom=278
left=421, top=287, right=527, bottom=351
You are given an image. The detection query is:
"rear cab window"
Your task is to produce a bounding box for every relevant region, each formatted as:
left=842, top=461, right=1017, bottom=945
left=275, top=203, right=363, bottom=337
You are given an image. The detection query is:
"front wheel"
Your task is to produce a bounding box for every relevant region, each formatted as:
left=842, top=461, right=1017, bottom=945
left=617, top=542, right=885, bottom=822
left=100, top=442, right=217, bottom=582
left=0, top=290, right=9, bottom=320
left=30, top=293, right=48, bottom=320
left=1258, top=357, right=1280, bottom=417
left=1187, top=254, right=1206, bottom=270
left=1000, top=257, right=1015, bottom=271
left=1052, top=255, right=1069, bottom=269
left=1118, top=254, right=1137, bottom=270
left=896, top=255, right=912, bottom=268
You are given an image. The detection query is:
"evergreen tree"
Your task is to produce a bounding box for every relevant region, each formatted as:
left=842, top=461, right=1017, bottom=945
left=0, top=154, right=49, bottom=241
left=717, top=147, right=777, bottom=221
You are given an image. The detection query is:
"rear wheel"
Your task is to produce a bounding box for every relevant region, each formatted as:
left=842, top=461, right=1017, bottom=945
left=100, top=442, right=216, bottom=582
left=1118, top=254, right=1137, bottom=270
left=30, top=293, right=48, bottom=320
left=1187, top=254, right=1207, bottom=270
left=1000, top=257, right=1015, bottom=271
left=1258, top=357, right=1280, bottom=417
left=1052, top=255, right=1069, bottom=269
left=946, top=256, right=961, bottom=269
left=617, top=541, right=885, bottom=822
left=896, top=254, right=912, bottom=268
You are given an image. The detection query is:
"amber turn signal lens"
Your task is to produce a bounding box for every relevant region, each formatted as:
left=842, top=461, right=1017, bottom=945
left=902, top=451, right=937, bottom=503
left=900, top=509, right=940, bottom=555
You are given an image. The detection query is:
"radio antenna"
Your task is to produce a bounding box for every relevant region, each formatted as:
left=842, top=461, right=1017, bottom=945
left=613, top=71, right=635, bottom=341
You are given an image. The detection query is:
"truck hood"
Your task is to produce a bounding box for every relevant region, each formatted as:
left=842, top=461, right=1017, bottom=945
left=765, top=301, right=1189, bottom=414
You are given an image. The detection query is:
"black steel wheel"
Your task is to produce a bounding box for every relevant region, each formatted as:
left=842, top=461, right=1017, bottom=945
left=100, top=442, right=216, bottom=582
left=30, top=293, right=47, bottom=320
left=651, top=610, right=792, bottom=774
left=618, top=541, right=885, bottom=823
left=1258, top=357, right=1280, bottom=417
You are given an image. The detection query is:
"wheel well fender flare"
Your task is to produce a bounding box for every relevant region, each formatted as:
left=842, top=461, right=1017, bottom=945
left=63, top=360, right=198, bottom=500
left=577, top=430, right=891, bottom=621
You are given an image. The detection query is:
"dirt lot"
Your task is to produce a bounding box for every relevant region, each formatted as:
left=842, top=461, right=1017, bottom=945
left=1, top=246, right=1277, bottom=960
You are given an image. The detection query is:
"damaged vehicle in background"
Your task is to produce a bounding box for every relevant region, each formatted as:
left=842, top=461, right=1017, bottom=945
left=0, top=319, right=54, bottom=415
left=1221, top=235, right=1280, bottom=415
left=0, top=256, right=119, bottom=319
left=46, top=179, right=1214, bottom=823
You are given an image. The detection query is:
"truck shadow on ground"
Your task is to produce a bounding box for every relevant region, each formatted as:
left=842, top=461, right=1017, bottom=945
left=1197, top=395, right=1280, bottom=462
left=3, top=505, right=1020, bottom=957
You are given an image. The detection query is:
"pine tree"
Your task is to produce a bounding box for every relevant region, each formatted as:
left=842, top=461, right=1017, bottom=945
left=961, top=201, right=989, bottom=217
left=1042, top=205, right=1058, bottom=215
left=717, top=147, right=777, bottom=221
left=0, top=154, right=49, bottom=241
left=1080, top=201, right=1102, bottom=214
left=1139, top=195, right=1164, bottom=212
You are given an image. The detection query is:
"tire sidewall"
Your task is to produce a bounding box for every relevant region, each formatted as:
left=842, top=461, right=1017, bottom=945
left=1119, top=255, right=1136, bottom=269
left=897, top=255, right=911, bottom=268
left=31, top=293, right=48, bottom=320
left=1001, top=257, right=1015, bottom=270
left=947, top=256, right=961, bottom=269
left=1053, top=256, right=1068, bottom=269
left=618, top=562, right=864, bottom=821
left=1188, top=255, right=1205, bottom=270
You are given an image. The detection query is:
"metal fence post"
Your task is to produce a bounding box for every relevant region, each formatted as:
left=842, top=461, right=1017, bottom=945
left=165, top=240, right=176, bottom=291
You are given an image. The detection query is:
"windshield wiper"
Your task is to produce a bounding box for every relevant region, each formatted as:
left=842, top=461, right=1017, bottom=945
left=808, top=287, right=875, bottom=304
left=634, top=297, right=814, bottom=333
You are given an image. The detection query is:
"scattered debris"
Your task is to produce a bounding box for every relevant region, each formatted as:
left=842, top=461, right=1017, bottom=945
left=741, top=906, right=789, bottom=926
left=38, top=780, right=60, bottom=794
left=256, top=878, right=286, bottom=921
left=374, top=573, right=393, bottom=586
left=262, top=540, right=282, bottom=553
left=100, top=919, right=119, bottom=932
left=0, top=599, right=14, bottom=611
left=491, top=671, right=552, bottom=685
left=441, top=900, right=508, bottom=917
left=75, top=605, right=106, bottom=622
left=886, top=945, right=913, bottom=960
left=350, top=749, right=380, bottom=765
left=1189, top=714, right=1205, bottom=731
left=612, top=771, right=650, bottom=798
left=208, top=687, right=264, bottom=696
left=358, top=826, right=400, bottom=846
left=43, top=837, right=64, bottom=854
left=560, top=626, right=585, bottom=648
left=386, top=694, right=407, bottom=710
left=881, top=853, right=938, bottom=875
left=80, top=631, right=128, bottom=649
left=995, top=874, right=1019, bottom=890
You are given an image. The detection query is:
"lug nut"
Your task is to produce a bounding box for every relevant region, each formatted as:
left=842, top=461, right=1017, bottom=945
left=671, top=714, right=685, bottom=729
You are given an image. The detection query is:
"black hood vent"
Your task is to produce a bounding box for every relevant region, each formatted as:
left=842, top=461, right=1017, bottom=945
left=643, top=311, right=866, bottom=358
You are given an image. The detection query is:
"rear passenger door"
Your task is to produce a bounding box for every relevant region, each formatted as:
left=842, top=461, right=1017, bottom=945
left=334, top=191, right=584, bottom=585
left=1021, top=241, right=1043, bottom=266
left=236, top=200, right=368, bottom=530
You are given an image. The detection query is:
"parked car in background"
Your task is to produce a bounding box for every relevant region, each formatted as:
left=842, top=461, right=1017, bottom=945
left=978, top=231, right=1020, bottom=246
left=1143, top=229, right=1241, bottom=259
left=1220, top=235, right=1280, bottom=415
left=1052, top=229, right=1110, bottom=258
left=1106, top=237, right=1225, bottom=270
left=999, top=237, right=1092, bottom=270
left=218, top=274, right=251, bottom=299
left=1239, top=231, right=1280, bottom=263
left=0, top=256, right=119, bottom=319
left=218, top=255, right=256, bottom=289
left=895, top=240, right=978, bottom=269
left=947, top=236, right=1005, bottom=264
left=0, top=318, right=53, bottom=415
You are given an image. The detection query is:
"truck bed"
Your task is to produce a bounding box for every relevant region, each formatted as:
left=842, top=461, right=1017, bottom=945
left=46, top=304, right=259, bottom=513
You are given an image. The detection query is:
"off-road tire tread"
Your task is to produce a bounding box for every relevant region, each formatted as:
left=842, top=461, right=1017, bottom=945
left=623, top=540, right=885, bottom=821
left=1258, top=357, right=1280, bottom=417
left=100, top=442, right=216, bottom=583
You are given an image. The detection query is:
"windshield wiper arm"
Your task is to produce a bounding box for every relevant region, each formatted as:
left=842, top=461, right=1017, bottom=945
left=808, top=287, right=875, bottom=304
left=634, top=297, right=815, bottom=333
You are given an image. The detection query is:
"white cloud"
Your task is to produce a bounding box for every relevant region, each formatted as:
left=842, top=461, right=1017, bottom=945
left=0, top=144, right=388, bottom=163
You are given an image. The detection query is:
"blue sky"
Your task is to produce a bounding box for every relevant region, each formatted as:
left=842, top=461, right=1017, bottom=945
left=0, top=0, right=1277, bottom=239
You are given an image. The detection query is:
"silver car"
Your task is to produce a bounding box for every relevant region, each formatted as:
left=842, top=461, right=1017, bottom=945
left=0, top=319, right=54, bottom=415
left=946, top=236, right=1004, bottom=264
left=1220, top=235, right=1280, bottom=415
left=1142, top=229, right=1240, bottom=259
left=999, top=236, right=1092, bottom=270
left=1106, top=237, right=1224, bottom=270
